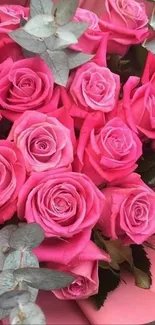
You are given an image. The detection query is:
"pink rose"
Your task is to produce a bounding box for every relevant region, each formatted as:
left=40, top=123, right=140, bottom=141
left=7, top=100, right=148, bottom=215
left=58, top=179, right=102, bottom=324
left=122, top=75, right=155, bottom=139
left=97, top=173, right=155, bottom=245
left=0, top=57, right=59, bottom=122
left=71, top=8, right=103, bottom=54
left=46, top=240, right=110, bottom=300
left=74, top=115, right=142, bottom=185
left=0, top=40, right=23, bottom=63
left=0, top=140, right=26, bottom=223
left=0, top=5, right=29, bottom=34
left=70, top=61, right=120, bottom=113
left=99, top=0, right=148, bottom=55
left=8, top=110, right=74, bottom=173
left=18, top=169, right=105, bottom=238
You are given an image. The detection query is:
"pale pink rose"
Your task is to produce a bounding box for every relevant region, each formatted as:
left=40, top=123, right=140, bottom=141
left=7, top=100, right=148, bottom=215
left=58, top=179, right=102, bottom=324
left=122, top=75, right=155, bottom=139
left=0, top=5, right=29, bottom=34
left=99, top=0, right=149, bottom=55
left=74, top=115, right=142, bottom=185
left=70, top=61, right=120, bottom=113
left=46, top=240, right=110, bottom=300
left=97, top=173, right=155, bottom=244
left=53, top=260, right=99, bottom=300
left=8, top=110, right=74, bottom=173
left=71, top=8, right=103, bottom=54
left=18, top=169, right=105, bottom=238
left=0, top=140, right=26, bottom=223
left=0, top=57, right=59, bottom=122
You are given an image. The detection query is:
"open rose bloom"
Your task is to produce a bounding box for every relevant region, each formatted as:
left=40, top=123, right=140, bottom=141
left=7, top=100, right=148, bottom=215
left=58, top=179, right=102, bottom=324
left=1, top=0, right=155, bottom=324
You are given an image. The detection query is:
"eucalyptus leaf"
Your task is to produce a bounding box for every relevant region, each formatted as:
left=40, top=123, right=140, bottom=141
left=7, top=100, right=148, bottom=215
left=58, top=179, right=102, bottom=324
left=41, top=50, right=69, bottom=86
left=30, top=0, right=53, bottom=17
left=65, top=50, right=94, bottom=69
left=52, top=0, right=79, bottom=26
left=57, top=30, right=78, bottom=44
left=0, top=251, right=5, bottom=271
left=134, top=267, right=151, bottom=289
left=45, top=34, right=73, bottom=51
left=0, top=308, right=11, bottom=321
left=0, top=270, right=16, bottom=296
left=9, top=29, right=47, bottom=54
left=14, top=267, right=74, bottom=290
left=10, top=302, right=46, bottom=325
left=63, top=21, right=88, bottom=39
left=0, top=225, right=17, bottom=253
left=3, top=251, right=39, bottom=271
left=18, top=282, right=38, bottom=303
left=0, top=290, right=30, bottom=310
left=24, top=15, right=56, bottom=38
left=143, top=39, right=155, bottom=54
left=9, top=223, right=45, bottom=250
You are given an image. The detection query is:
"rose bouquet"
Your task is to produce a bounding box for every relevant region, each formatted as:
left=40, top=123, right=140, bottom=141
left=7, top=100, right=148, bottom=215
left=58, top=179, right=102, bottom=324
left=0, top=0, right=155, bottom=324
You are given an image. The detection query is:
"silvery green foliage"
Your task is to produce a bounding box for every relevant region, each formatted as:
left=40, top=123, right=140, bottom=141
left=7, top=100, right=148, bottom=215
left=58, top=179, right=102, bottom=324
left=0, top=223, right=74, bottom=325
left=9, top=0, right=94, bottom=86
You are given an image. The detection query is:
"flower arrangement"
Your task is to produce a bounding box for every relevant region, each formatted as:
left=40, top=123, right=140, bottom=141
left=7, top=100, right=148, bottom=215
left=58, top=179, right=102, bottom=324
left=0, top=0, right=155, bottom=323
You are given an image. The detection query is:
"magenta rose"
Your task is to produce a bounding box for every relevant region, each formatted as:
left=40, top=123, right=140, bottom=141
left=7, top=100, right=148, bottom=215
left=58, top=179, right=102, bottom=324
left=0, top=5, right=29, bottom=34
left=8, top=110, right=74, bottom=173
left=99, top=0, right=148, bottom=55
left=74, top=115, right=142, bottom=185
left=0, top=57, right=59, bottom=122
left=122, top=75, right=155, bottom=139
left=97, top=173, right=155, bottom=244
left=0, top=140, right=26, bottom=223
left=70, top=61, right=120, bottom=113
left=18, top=169, right=105, bottom=238
left=70, top=8, right=103, bottom=54
left=34, top=231, right=110, bottom=266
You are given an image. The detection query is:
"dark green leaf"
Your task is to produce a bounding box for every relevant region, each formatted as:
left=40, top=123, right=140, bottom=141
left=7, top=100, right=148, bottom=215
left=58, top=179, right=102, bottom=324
left=14, top=267, right=74, bottom=290
left=131, top=245, right=152, bottom=289
left=136, top=147, right=155, bottom=187
left=0, top=290, right=30, bottom=309
left=9, top=29, right=47, bottom=54
left=9, top=223, right=45, bottom=250
left=93, top=267, right=121, bottom=310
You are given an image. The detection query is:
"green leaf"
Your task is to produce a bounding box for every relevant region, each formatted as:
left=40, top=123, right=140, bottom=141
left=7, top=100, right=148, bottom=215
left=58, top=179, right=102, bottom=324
left=131, top=245, right=152, bottom=289
left=52, top=0, right=79, bottom=26
left=65, top=49, right=94, bottom=69
left=134, top=267, right=151, bottom=289
left=41, top=50, right=69, bottom=86
left=9, top=29, right=47, bottom=54
left=0, top=270, right=16, bottom=296
left=30, top=0, right=53, bottom=17
left=10, top=302, right=46, bottom=325
left=9, top=223, right=45, bottom=251
left=3, top=251, right=39, bottom=271
left=62, top=21, right=88, bottom=39
left=93, top=267, right=121, bottom=310
left=94, top=232, right=132, bottom=270
left=24, top=14, right=56, bottom=38
left=14, top=267, right=74, bottom=291
left=0, top=290, right=30, bottom=309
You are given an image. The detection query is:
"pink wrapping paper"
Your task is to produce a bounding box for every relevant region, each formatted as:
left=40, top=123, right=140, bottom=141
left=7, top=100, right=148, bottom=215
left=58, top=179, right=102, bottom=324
left=78, top=248, right=155, bottom=325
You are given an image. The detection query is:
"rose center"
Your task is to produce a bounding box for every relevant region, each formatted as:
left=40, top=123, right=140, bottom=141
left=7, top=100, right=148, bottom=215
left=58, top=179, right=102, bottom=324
left=68, top=277, right=86, bottom=296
